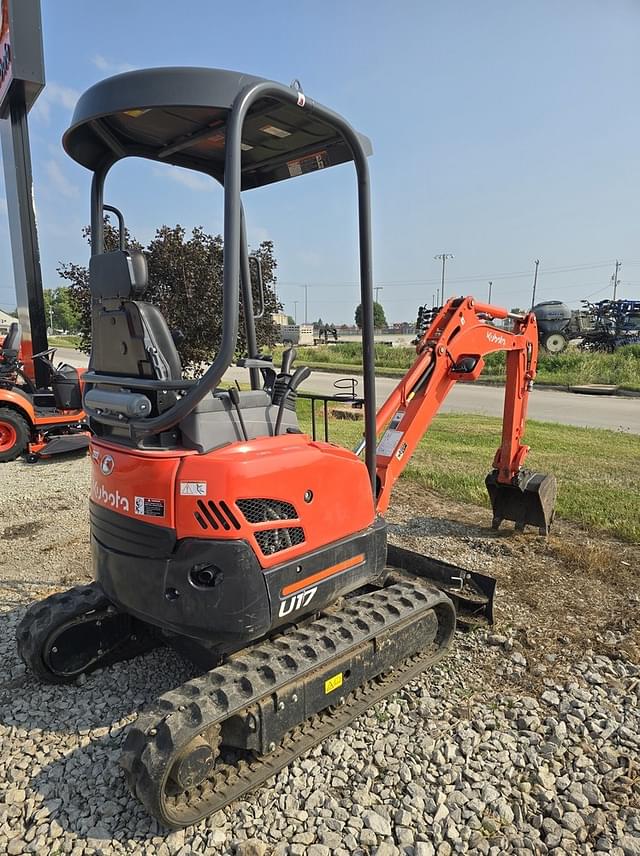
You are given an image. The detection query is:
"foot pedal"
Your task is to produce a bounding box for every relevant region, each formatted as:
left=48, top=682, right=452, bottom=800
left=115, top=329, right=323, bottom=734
left=485, top=469, right=557, bottom=535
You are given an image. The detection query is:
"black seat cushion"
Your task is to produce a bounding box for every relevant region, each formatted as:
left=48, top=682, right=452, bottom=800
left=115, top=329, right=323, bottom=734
left=89, top=250, right=148, bottom=300
left=1, top=322, right=21, bottom=356
left=52, top=363, right=82, bottom=410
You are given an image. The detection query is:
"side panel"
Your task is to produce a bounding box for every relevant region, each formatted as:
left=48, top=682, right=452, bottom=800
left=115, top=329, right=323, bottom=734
left=175, top=434, right=376, bottom=569
left=90, top=440, right=185, bottom=527
left=264, top=518, right=387, bottom=628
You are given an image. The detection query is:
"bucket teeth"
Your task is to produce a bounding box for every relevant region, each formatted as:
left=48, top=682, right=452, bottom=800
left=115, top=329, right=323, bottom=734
left=485, top=470, right=557, bottom=535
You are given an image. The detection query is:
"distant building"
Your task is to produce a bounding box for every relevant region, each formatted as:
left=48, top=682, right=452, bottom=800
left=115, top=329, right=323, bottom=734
left=271, top=311, right=288, bottom=327
left=0, top=309, right=17, bottom=336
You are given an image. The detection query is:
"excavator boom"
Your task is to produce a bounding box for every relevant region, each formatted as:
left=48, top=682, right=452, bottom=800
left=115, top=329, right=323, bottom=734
left=374, top=296, right=557, bottom=533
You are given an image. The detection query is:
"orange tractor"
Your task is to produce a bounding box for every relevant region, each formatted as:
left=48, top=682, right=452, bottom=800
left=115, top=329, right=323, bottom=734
left=0, top=321, right=89, bottom=461
left=17, top=67, right=556, bottom=826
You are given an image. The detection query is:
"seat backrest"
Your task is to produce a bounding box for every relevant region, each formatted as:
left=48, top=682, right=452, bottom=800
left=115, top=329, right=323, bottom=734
left=1, top=322, right=21, bottom=355
left=88, top=250, right=182, bottom=381
left=52, top=363, right=82, bottom=410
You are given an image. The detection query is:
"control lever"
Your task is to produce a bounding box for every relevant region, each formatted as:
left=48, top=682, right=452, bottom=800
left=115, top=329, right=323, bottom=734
left=237, top=356, right=276, bottom=394
left=280, top=346, right=297, bottom=376
left=274, top=365, right=311, bottom=436
left=228, top=387, right=249, bottom=441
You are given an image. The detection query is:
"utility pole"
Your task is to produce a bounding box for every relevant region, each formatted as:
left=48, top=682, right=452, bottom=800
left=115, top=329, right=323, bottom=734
left=302, top=285, right=309, bottom=324
left=432, top=293, right=436, bottom=308
left=374, top=286, right=383, bottom=304
left=49, top=304, right=53, bottom=333
left=530, top=259, right=540, bottom=309
left=612, top=260, right=621, bottom=301
left=488, top=281, right=493, bottom=303
left=434, top=253, right=454, bottom=304
left=292, top=300, right=298, bottom=323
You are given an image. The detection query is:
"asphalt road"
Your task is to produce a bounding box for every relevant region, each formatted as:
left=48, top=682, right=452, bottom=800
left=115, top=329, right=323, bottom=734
left=58, top=348, right=639, bottom=434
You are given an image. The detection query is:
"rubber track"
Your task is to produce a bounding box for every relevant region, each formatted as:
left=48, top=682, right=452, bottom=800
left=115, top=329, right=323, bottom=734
left=121, top=577, right=454, bottom=828
left=16, top=583, right=153, bottom=684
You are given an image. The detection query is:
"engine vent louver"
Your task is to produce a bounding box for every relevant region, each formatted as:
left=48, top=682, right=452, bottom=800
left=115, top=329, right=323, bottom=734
left=194, top=500, right=241, bottom=531
left=236, top=498, right=298, bottom=524
left=254, top=527, right=305, bottom=556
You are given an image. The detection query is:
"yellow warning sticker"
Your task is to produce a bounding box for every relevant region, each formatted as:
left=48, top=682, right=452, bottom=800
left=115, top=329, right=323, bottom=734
left=324, top=672, right=343, bottom=694
left=122, top=109, right=151, bottom=119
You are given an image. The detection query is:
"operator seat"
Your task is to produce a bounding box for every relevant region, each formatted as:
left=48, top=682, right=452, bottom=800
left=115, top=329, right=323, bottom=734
left=89, top=250, right=182, bottom=384
left=0, top=322, right=22, bottom=386
left=87, top=250, right=299, bottom=449
left=1, top=322, right=21, bottom=356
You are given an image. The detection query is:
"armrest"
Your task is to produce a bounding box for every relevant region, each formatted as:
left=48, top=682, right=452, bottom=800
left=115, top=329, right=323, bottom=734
left=237, top=357, right=274, bottom=368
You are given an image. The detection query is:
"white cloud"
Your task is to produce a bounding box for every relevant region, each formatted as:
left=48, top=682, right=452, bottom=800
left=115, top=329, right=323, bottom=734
left=92, top=54, right=135, bottom=74
left=32, top=82, right=81, bottom=124
left=45, top=160, right=79, bottom=199
left=249, top=226, right=271, bottom=246
left=159, top=165, right=213, bottom=192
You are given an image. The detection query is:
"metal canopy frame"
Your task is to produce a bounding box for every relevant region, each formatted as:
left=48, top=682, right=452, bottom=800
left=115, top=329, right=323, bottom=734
left=64, top=68, right=377, bottom=494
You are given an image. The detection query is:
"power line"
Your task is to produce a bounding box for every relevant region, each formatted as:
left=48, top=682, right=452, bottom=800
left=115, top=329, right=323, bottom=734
left=277, top=258, right=621, bottom=290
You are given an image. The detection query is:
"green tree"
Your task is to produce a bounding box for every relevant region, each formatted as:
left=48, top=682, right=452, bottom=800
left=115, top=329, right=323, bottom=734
left=43, top=286, right=81, bottom=332
left=59, top=223, right=281, bottom=369
left=286, top=315, right=295, bottom=325
left=355, top=301, right=387, bottom=329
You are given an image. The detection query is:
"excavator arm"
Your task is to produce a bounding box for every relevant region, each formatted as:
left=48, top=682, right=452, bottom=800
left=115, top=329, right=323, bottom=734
left=373, top=297, right=557, bottom=533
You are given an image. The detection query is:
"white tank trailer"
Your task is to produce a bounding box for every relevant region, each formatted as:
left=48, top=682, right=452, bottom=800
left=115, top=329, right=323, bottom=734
left=532, top=301, right=572, bottom=353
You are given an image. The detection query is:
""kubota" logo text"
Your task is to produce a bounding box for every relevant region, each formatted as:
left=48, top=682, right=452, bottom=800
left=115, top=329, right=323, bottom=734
left=486, top=330, right=507, bottom=347
left=92, top=478, right=130, bottom=512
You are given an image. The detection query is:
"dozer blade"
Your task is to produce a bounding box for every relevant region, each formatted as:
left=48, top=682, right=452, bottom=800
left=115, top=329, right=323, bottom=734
left=386, top=544, right=496, bottom=627
left=485, top=469, right=557, bottom=535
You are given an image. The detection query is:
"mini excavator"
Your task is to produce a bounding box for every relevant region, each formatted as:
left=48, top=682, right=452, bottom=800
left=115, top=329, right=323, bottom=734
left=16, top=67, right=556, bottom=828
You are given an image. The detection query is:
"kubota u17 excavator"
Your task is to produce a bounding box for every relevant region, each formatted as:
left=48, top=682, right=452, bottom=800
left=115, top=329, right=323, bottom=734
left=16, top=67, right=556, bottom=828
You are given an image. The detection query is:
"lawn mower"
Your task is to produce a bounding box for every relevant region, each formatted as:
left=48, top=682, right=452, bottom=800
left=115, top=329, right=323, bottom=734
left=0, top=321, right=89, bottom=461
left=16, top=67, right=556, bottom=827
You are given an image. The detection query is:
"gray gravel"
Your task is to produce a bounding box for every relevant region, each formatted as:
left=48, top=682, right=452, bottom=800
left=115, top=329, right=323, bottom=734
left=0, top=456, right=638, bottom=855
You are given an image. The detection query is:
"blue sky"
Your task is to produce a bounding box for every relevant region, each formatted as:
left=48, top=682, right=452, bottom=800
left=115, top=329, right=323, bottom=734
left=1, top=0, right=639, bottom=324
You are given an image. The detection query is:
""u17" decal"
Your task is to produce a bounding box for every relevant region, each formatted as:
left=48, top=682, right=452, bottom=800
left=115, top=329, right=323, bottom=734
left=278, top=586, right=318, bottom=618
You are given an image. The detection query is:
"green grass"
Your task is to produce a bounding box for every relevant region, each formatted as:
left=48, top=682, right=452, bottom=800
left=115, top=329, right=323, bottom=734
left=296, top=401, right=640, bottom=542
left=49, top=334, right=81, bottom=349
left=275, top=343, right=640, bottom=390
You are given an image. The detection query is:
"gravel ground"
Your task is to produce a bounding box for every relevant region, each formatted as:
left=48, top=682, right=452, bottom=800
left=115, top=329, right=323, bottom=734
left=0, top=454, right=639, bottom=856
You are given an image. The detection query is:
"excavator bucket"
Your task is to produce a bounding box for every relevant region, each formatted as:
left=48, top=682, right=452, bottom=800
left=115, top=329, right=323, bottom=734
left=485, top=470, right=557, bottom=535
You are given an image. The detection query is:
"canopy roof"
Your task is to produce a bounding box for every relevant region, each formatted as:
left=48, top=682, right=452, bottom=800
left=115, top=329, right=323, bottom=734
left=62, top=67, right=372, bottom=190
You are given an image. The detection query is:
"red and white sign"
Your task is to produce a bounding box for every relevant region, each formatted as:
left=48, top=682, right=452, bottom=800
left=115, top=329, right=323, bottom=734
left=0, top=0, right=45, bottom=115
left=0, top=0, right=12, bottom=108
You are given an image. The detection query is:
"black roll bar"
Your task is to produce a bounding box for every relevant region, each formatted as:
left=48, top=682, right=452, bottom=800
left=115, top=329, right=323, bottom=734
left=239, top=206, right=261, bottom=390
left=87, top=81, right=377, bottom=495
left=103, top=204, right=126, bottom=250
